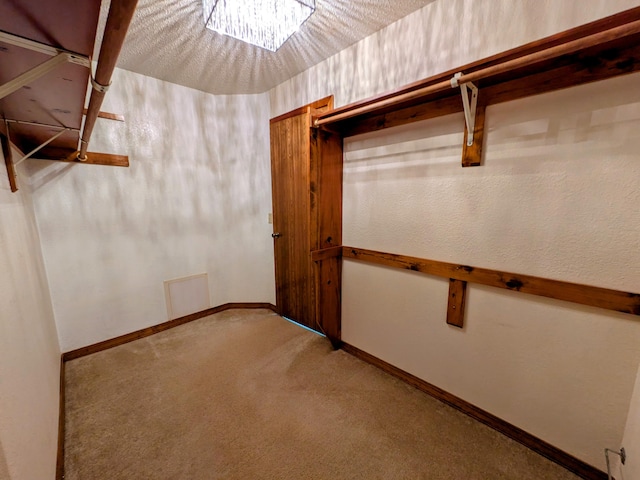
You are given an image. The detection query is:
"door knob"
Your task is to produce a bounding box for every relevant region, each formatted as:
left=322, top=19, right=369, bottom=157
left=272, top=232, right=281, bottom=238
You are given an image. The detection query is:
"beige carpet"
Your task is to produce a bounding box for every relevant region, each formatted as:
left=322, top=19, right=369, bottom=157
left=64, top=309, right=580, bottom=479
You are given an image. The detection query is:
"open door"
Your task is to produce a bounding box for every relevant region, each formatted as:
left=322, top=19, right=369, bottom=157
left=269, top=96, right=340, bottom=334
left=270, top=108, right=314, bottom=329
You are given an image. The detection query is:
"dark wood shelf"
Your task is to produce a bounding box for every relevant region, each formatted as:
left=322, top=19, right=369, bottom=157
left=314, top=7, right=640, bottom=141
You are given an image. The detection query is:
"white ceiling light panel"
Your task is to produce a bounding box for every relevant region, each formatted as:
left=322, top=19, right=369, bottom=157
left=203, top=0, right=316, bottom=52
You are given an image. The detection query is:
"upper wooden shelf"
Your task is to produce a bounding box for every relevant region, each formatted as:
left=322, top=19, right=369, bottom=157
left=313, top=6, right=640, bottom=138
left=0, top=0, right=101, bottom=157
left=1, top=0, right=137, bottom=191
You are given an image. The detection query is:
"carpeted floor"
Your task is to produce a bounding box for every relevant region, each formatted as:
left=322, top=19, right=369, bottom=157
left=64, top=309, right=580, bottom=479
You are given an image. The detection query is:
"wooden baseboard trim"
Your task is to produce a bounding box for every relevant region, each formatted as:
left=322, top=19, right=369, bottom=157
left=341, top=343, right=607, bottom=480
left=56, top=356, right=65, bottom=480
left=62, top=302, right=276, bottom=362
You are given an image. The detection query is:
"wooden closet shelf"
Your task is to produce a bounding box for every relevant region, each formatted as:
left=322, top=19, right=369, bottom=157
left=313, top=7, right=640, bottom=138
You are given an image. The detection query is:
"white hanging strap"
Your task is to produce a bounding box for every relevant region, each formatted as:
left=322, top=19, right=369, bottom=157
left=89, top=58, right=111, bottom=94
left=450, top=72, right=462, bottom=88
left=90, top=75, right=111, bottom=94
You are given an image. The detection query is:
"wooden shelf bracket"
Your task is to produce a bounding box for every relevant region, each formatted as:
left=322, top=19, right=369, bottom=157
left=446, top=278, right=468, bottom=328
left=0, top=31, right=91, bottom=67
left=452, top=72, right=485, bottom=167
left=0, top=32, right=90, bottom=101
left=14, top=128, right=73, bottom=166
left=451, top=72, right=479, bottom=147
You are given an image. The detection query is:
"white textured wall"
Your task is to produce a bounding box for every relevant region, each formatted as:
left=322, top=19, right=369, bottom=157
left=340, top=78, right=640, bottom=469
left=270, top=0, right=640, bottom=115
left=270, top=0, right=640, bottom=471
left=0, top=152, right=60, bottom=480
left=621, top=364, right=640, bottom=478
left=30, top=68, right=275, bottom=352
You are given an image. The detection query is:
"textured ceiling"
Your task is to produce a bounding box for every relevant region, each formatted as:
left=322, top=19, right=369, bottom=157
left=96, top=0, right=436, bottom=94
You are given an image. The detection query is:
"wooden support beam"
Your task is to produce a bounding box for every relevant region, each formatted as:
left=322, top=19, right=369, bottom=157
left=59, top=151, right=129, bottom=167
left=314, top=256, right=342, bottom=348
left=312, top=246, right=342, bottom=347
left=309, top=118, right=343, bottom=347
left=311, top=246, right=342, bottom=262
left=343, top=246, right=640, bottom=317
left=315, top=78, right=453, bottom=128
left=1, top=133, right=18, bottom=192
left=456, top=19, right=640, bottom=88
left=483, top=40, right=640, bottom=107
left=337, top=96, right=462, bottom=138
left=446, top=279, right=467, bottom=327
left=83, top=109, right=125, bottom=122
left=461, top=103, right=485, bottom=167
left=310, top=128, right=343, bottom=250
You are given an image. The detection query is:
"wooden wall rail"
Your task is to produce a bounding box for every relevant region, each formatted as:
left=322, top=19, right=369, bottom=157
left=82, top=109, right=126, bottom=122
left=342, top=246, right=640, bottom=318
left=313, top=6, right=640, bottom=138
left=311, top=245, right=343, bottom=262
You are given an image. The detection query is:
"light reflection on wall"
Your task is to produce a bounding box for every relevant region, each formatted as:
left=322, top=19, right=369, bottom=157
left=27, top=68, right=275, bottom=351
left=270, top=0, right=639, bottom=116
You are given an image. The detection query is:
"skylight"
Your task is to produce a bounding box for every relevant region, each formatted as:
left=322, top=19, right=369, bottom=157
left=203, top=0, right=316, bottom=52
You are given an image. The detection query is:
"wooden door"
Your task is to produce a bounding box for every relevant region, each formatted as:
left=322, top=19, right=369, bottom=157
left=270, top=109, right=314, bottom=328
left=270, top=96, right=341, bottom=337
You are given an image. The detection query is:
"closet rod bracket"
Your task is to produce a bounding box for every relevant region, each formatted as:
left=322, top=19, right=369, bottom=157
left=451, top=72, right=479, bottom=146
